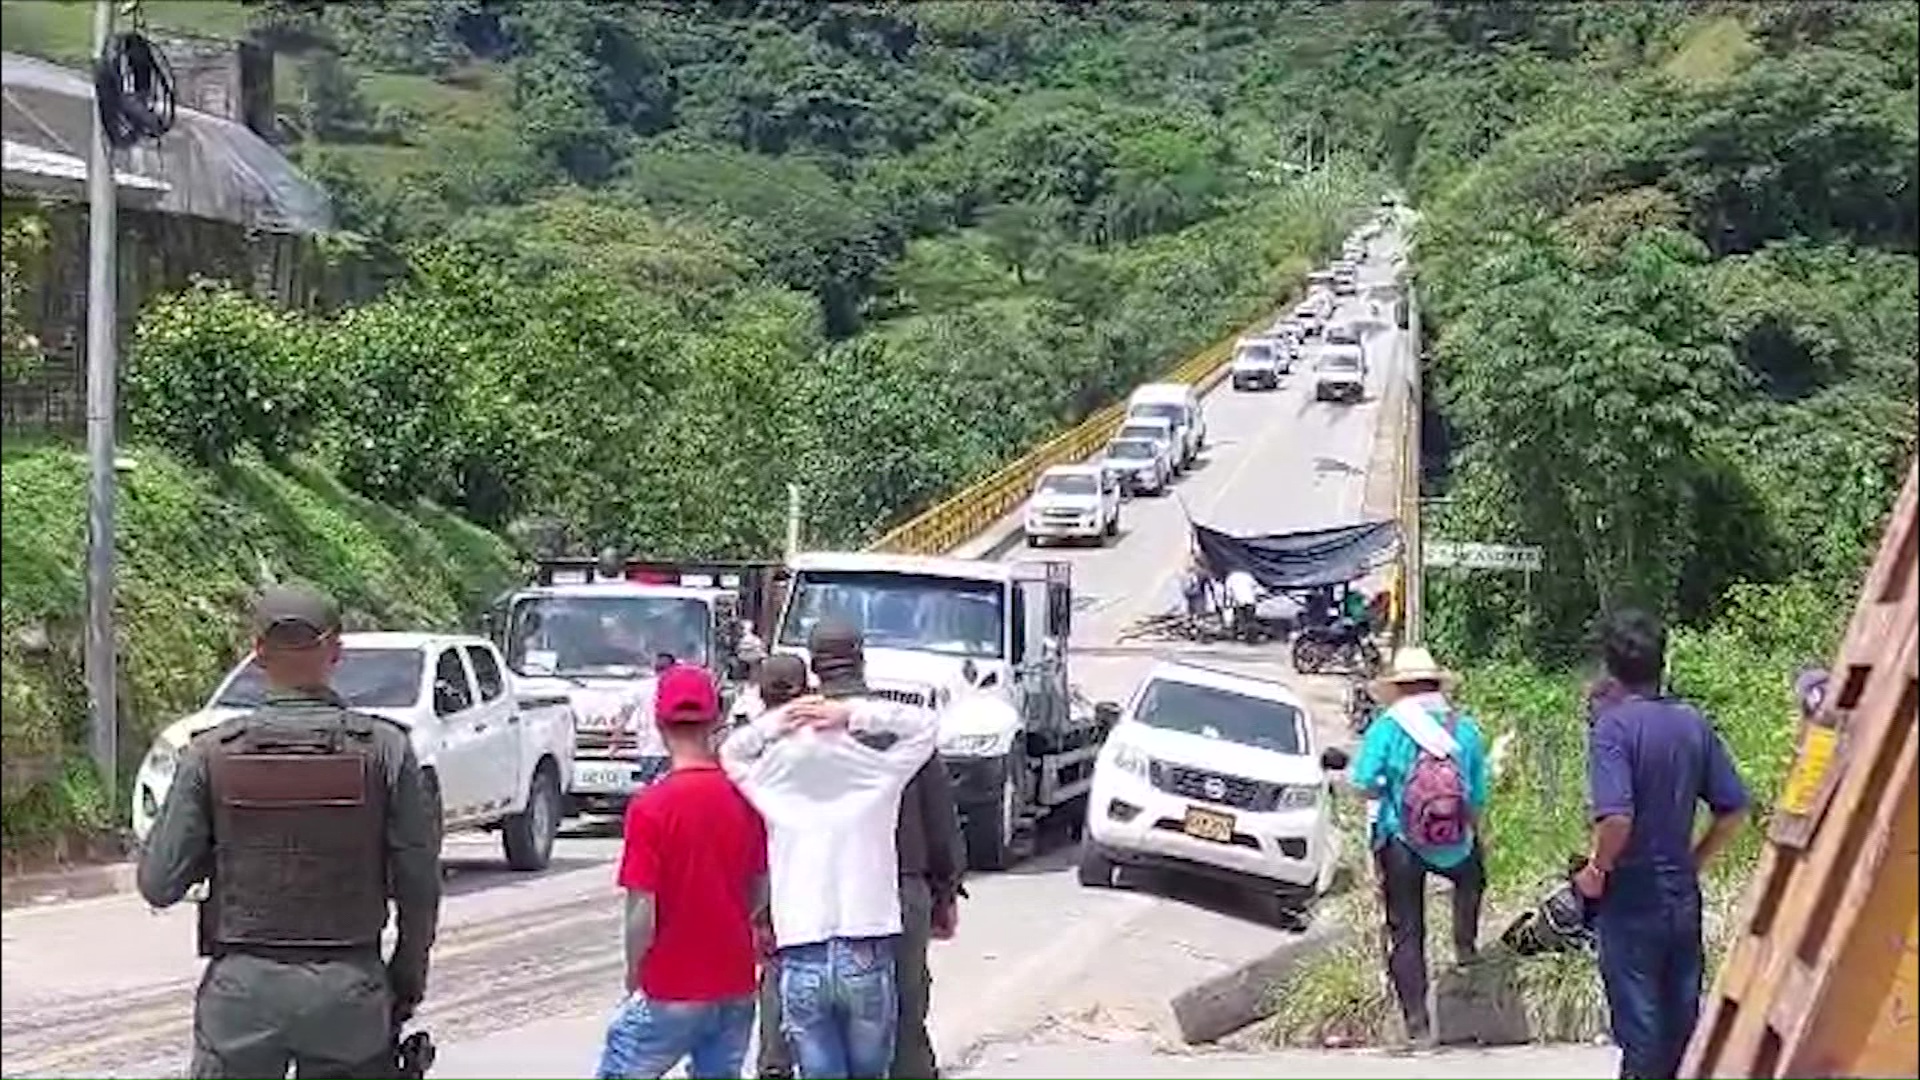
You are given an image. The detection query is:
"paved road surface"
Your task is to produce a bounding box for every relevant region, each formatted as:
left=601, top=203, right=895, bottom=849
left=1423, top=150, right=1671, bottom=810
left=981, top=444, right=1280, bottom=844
left=0, top=224, right=1430, bottom=1080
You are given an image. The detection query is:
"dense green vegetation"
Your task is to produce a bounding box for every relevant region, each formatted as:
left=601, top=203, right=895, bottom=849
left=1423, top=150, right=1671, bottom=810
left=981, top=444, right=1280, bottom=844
left=4, top=1, right=1380, bottom=852
left=2, top=14, right=1913, bottom=1047
left=1257, top=2, right=1917, bottom=1045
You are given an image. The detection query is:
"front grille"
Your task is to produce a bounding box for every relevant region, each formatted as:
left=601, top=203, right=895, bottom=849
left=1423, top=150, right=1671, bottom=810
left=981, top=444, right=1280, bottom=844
left=1151, top=763, right=1280, bottom=812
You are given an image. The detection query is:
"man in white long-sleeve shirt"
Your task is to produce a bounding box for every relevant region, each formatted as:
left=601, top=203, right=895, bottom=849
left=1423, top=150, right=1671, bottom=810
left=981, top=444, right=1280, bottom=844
left=721, top=619, right=938, bottom=1079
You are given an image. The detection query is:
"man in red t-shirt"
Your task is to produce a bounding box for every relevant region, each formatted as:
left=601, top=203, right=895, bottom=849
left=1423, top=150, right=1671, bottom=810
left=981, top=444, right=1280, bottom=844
left=596, top=664, right=768, bottom=1080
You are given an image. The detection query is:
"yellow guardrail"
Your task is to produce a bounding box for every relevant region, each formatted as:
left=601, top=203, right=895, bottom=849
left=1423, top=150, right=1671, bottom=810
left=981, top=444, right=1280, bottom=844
left=866, top=285, right=1307, bottom=556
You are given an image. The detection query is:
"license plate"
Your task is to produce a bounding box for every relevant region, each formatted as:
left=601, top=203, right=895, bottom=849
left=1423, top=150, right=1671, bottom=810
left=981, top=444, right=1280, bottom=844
left=574, top=765, right=637, bottom=793
left=1182, top=807, right=1236, bottom=843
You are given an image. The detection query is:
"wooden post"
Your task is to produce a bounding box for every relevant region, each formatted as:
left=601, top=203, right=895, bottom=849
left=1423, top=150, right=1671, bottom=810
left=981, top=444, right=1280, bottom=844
left=1681, top=458, right=1918, bottom=1079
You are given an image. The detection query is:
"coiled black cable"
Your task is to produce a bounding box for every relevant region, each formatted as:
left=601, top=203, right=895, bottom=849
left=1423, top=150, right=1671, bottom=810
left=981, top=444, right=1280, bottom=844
left=94, top=30, right=177, bottom=149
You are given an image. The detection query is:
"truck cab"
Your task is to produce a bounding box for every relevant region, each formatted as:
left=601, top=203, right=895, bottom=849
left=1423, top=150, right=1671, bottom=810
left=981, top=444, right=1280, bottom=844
left=772, top=551, right=1106, bottom=870
left=487, top=555, right=775, bottom=817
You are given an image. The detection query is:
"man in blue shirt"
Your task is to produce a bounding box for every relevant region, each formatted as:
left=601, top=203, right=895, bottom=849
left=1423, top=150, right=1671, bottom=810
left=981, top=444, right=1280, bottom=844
left=1351, top=646, right=1492, bottom=1050
left=1576, top=609, right=1750, bottom=1080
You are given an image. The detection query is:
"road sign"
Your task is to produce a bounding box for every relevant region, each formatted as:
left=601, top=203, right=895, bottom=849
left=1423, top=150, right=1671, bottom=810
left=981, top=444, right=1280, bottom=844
left=1424, top=541, right=1543, bottom=572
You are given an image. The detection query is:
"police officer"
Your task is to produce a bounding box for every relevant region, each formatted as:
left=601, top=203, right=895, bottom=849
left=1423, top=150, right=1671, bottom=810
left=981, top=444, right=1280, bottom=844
left=137, top=585, right=443, bottom=1078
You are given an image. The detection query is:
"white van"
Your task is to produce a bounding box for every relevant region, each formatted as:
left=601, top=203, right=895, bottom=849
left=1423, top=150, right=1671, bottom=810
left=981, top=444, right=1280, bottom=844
left=1128, top=384, right=1204, bottom=466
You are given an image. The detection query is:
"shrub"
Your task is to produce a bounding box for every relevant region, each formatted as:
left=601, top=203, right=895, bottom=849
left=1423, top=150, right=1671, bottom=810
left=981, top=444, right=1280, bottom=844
left=125, top=283, right=322, bottom=466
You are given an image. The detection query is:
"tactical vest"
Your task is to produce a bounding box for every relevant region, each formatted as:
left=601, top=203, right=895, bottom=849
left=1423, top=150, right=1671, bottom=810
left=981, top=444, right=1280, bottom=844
left=206, top=715, right=388, bottom=950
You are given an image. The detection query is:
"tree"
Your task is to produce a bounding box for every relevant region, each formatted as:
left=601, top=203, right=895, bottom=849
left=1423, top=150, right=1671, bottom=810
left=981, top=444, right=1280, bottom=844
left=979, top=201, right=1060, bottom=283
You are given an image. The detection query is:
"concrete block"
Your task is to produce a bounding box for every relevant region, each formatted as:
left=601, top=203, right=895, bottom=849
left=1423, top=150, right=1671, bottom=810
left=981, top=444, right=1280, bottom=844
left=1434, top=952, right=1534, bottom=1047
left=1169, top=920, right=1356, bottom=1045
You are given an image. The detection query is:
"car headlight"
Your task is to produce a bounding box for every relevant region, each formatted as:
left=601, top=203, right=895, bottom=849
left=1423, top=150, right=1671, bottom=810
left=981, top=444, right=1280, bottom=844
left=1110, top=742, right=1150, bottom=779
left=141, top=739, right=182, bottom=786
left=1273, top=784, right=1319, bottom=810
left=941, top=731, right=1009, bottom=757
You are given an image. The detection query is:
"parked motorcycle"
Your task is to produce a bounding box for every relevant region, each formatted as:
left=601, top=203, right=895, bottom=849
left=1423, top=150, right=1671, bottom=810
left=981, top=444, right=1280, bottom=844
left=1291, top=622, right=1382, bottom=676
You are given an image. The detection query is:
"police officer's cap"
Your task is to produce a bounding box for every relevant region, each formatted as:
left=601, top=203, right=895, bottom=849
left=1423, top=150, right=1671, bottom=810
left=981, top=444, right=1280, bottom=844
left=252, top=584, right=342, bottom=649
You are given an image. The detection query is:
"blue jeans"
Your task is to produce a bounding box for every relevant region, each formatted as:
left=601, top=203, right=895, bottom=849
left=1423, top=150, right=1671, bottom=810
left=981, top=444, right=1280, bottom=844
left=776, top=936, right=899, bottom=1079
left=595, top=992, right=755, bottom=1079
left=1594, top=869, right=1705, bottom=1080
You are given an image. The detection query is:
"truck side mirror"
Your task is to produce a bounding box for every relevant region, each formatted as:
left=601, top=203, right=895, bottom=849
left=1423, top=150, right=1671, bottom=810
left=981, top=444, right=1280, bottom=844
left=1094, top=701, right=1121, bottom=736
left=1320, top=747, right=1351, bottom=772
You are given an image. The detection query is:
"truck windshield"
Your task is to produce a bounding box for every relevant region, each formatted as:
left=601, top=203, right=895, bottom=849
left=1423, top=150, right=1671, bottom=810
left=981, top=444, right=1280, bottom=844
left=779, top=571, right=1005, bottom=659
left=1038, top=473, right=1099, bottom=496
left=506, top=594, right=711, bottom=676
left=1235, top=345, right=1273, bottom=362
left=1119, top=424, right=1164, bottom=443
left=1321, top=353, right=1360, bottom=371
left=1132, top=678, right=1304, bottom=756
left=216, top=648, right=424, bottom=710
left=1108, top=440, right=1153, bottom=460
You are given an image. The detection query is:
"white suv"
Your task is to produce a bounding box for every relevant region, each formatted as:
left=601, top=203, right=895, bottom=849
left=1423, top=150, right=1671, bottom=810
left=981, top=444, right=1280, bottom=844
left=1079, top=662, right=1347, bottom=912
left=1024, top=464, right=1120, bottom=546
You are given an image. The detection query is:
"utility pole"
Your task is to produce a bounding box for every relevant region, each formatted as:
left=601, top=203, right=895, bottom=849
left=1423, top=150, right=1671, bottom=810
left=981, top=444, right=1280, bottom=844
left=784, top=483, right=803, bottom=560
left=85, top=0, right=121, bottom=807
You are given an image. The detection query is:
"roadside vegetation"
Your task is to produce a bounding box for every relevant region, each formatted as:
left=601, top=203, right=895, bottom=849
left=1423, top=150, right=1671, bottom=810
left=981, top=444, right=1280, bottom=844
left=1264, top=2, right=1917, bottom=1046
left=2, top=1, right=1378, bottom=855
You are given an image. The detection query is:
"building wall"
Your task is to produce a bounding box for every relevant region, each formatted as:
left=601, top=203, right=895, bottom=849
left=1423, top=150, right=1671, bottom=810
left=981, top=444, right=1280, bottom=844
left=1, top=195, right=386, bottom=437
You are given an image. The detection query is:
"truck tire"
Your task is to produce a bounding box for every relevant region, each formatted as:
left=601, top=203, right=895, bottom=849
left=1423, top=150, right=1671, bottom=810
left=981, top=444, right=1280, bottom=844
left=964, top=754, right=1022, bottom=872
left=1077, top=840, right=1116, bottom=888
left=503, top=762, right=561, bottom=871
left=1104, top=513, right=1118, bottom=540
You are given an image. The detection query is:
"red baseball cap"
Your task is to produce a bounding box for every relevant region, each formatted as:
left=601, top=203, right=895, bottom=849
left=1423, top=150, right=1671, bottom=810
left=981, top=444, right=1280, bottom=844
left=654, top=664, right=720, bottom=724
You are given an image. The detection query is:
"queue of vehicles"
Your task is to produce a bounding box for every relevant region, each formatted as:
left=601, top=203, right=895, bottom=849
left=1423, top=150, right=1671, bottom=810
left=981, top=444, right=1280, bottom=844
left=1233, top=236, right=1384, bottom=407
left=130, top=214, right=1393, bottom=898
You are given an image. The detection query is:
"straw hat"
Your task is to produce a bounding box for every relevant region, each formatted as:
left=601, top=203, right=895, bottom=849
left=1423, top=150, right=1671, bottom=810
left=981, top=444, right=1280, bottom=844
left=1369, top=645, right=1459, bottom=697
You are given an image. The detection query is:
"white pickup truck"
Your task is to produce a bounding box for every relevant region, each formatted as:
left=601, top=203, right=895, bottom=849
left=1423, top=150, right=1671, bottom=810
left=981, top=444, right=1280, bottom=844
left=130, top=632, right=577, bottom=871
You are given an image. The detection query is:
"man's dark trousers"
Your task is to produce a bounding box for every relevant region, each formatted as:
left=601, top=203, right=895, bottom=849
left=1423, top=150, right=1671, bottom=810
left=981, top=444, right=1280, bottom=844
left=1375, top=837, right=1485, bottom=1041
left=1594, top=868, right=1705, bottom=1080
left=755, top=874, right=938, bottom=1079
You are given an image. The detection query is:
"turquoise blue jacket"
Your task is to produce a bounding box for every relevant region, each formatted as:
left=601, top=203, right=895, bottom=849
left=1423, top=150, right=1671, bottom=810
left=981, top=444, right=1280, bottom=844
left=1351, top=696, right=1490, bottom=869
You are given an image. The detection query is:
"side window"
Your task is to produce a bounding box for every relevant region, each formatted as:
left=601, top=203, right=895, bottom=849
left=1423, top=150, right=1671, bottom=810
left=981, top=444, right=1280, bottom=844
left=464, top=645, right=506, bottom=703
left=433, top=649, right=474, bottom=716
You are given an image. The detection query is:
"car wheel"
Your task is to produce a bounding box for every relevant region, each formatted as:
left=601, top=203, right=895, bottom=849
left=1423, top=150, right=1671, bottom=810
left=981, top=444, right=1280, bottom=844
left=1077, top=839, right=1117, bottom=888
left=1025, top=533, right=1040, bottom=548
left=963, top=756, right=1022, bottom=872
left=503, top=762, right=560, bottom=871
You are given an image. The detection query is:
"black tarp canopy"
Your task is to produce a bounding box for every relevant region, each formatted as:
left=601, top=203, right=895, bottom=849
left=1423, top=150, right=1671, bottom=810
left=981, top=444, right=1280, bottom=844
left=1192, top=519, right=1400, bottom=591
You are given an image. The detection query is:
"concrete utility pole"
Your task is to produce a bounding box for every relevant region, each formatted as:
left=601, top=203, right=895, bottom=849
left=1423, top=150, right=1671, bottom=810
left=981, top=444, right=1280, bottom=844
left=85, top=0, right=120, bottom=806
left=784, top=483, right=803, bottom=560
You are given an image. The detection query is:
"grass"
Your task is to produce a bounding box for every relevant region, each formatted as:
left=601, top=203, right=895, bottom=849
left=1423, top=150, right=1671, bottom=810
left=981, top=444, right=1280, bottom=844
left=2, top=0, right=252, bottom=63
left=0, top=439, right=518, bottom=859
left=2, top=0, right=507, bottom=180
left=1261, top=581, right=1832, bottom=1047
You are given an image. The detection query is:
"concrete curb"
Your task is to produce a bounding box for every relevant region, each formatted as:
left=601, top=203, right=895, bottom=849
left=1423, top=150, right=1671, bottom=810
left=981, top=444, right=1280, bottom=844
left=1, top=859, right=136, bottom=909
left=1169, top=919, right=1358, bottom=1045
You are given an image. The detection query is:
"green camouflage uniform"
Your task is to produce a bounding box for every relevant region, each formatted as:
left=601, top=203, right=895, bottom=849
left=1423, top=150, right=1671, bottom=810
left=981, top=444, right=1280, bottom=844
left=138, top=686, right=442, bottom=1079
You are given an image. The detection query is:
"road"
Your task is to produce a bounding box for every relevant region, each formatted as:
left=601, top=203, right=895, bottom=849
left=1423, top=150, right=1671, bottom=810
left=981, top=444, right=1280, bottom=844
left=0, top=223, right=1492, bottom=1080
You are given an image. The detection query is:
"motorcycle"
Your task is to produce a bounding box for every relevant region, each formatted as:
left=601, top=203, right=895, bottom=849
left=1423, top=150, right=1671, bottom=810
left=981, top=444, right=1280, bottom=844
left=1291, top=621, right=1382, bottom=676
left=1500, top=855, right=1597, bottom=957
